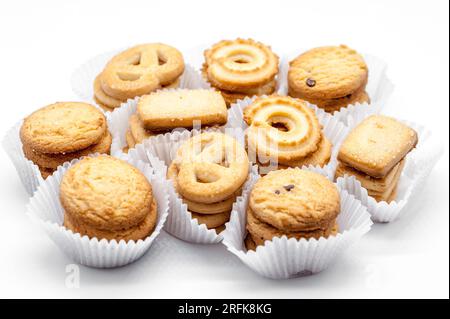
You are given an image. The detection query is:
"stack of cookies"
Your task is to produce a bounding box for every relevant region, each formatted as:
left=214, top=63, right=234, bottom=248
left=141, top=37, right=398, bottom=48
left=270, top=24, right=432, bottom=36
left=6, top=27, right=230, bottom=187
left=61, top=156, right=158, bottom=241
left=20, top=102, right=111, bottom=179
left=288, top=45, right=370, bottom=113
left=167, top=132, right=249, bottom=233
left=244, top=95, right=332, bottom=174
left=335, top=115, right=418, bottom=203
left=203, top=38, right=279, bottom=106
left=125, top=89, right=228, bottom=150
left=94, top=43, right=185, bottom=112
left=245, top=169, right=340, bottom=250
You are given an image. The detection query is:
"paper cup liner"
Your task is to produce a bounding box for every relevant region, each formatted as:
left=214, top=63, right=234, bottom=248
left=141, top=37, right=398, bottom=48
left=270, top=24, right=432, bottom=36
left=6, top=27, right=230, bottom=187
left=226, top=95, right=350, bottom=177
left=70, top=46, right=208, bottom=112
left=334, top=107, right=444, bottom=223
left=278, top=52, right=394, bottom=119
left=3, top=120, right=44, bottom=195
left=126, top=128, right=258, bottom=244
left=26, top=153, right=170, bottom=268
left=221, top=165, right=373, bottom=279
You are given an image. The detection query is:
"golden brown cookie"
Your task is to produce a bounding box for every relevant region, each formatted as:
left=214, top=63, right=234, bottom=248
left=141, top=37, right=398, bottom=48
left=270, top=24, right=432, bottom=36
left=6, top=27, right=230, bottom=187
left=288, top=45, right=368, bottom=100
left=204, top=38, right=279, bottom=91
left=60, top=156, right=153, bottom=231
left=21, top=102, right=107, bottom=154
left=64, top=197, right=157, bottom=241
left=247, top=207, right=337, bottom=244
left=137, top=89, right=228, bottom=130
left=22, top=131, right=112, bottom=169
left=249, top=168, right=340, bottom=232
left=283, top=133, right=332, bottom=168
left=125, top=130, right=136, bottom=149
left=167, top=163, right=240, bottom=214
left=244, top=233, right=257, bottom=251
left=191, top=211, right=231, bottom=229
left=245, top=95, right=322, bottom=163
left=335, top=159, right=405, bottom=193
left=128, top=113, right=155, bottom=144
left=38, top=166, right=54, bottom=179
left=338, top=115, right=418, bottom=178
left=173, top=132, right=249, bottom=203
left=101, top=43, right=184, bottom=100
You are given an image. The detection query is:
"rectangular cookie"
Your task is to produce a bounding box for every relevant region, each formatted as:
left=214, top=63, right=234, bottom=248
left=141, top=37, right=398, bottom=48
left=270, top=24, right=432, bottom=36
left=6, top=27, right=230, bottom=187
left=338, top=115, right=417, bottom=178
left=335, top=159, right=405, bottom=193
left=137, top=89, right=228, bottom=130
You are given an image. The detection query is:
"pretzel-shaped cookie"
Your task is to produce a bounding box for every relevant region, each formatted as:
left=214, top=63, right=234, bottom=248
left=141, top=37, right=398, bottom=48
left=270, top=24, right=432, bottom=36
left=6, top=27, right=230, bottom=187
left=204, top=39, right=279, bottom=91
left=174, top=132, right=249, bottom=203
left=244, top=96, right=322, bottom=163
left=101, top=43, right=184, bottom=100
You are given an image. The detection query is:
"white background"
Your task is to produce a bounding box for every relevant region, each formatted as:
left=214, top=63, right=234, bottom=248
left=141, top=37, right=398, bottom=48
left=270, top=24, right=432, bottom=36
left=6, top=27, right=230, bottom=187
left=0, top=0, right=448, bottom=299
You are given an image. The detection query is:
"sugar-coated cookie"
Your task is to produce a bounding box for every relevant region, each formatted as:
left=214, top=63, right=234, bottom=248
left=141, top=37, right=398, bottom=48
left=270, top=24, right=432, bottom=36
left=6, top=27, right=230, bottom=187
left=338, top=115, right=418, bottom=178
left=137, top=89, right=228, bottom=130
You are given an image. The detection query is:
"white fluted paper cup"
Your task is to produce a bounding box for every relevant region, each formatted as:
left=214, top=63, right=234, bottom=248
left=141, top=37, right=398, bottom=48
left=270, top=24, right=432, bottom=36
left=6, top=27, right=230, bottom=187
left=71, top=46, right=208, bottom=112
left=334, top=109, right=444, bottom=223
left=26, top=153, right=170, bottom=268
left=226, top=95, right=350, bottom=176
left=126, top=128, right=258, bottom=244
left=221, top=165, right=373, bottom=279
left=277, top=52, right=394, bottom=118
left=3, top=120, right=42, bottom=195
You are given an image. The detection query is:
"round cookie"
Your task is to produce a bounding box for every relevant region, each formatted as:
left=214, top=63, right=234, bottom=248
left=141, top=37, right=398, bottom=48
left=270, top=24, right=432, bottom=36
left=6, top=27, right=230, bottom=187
left=64, top=197, right=157, bottom=241
left=167, top=163, right=241, bottom=214
left=60, top=156, right=153, bottom=231
left=174, top=132, right=249, bottom=204
left=23, top=131, right=112, bottom=169
left=191, top=211, right=231, bottom=229
left=249, top=168, right=340, bottom=232
left=204, top=38, right=279, bottom=91
left=21, top=102, right=107, bottom=154
left=38, top=166, right=54, bottom=179
left=125, top=130, right=136, bottom=149
left=244, top=233, right=257, bottom=251
left=101, top=43, right=184, bottom=100
left=288, top=45, right=368, bottom=100
left=282, top=133, right=332, bottom=167
left=128, top=113, right=155, bottom=144
left=244, top=95, right=322, bottom=162
left=246, top=207, right=336, bottom=244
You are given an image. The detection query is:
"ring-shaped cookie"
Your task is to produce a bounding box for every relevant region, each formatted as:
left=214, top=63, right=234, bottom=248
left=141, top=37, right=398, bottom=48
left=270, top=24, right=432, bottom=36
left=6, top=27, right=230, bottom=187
left=204, top=39, right=279, bottom=91
left=245, top=96, right=322, bottom=162
left=174, top=132, right=249, bottom=203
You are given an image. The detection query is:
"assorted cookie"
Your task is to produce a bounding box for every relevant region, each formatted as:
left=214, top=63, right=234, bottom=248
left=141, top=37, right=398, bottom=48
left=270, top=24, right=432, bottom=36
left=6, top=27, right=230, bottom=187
left=288, top=45, right=369, bottom=113
left=203, top=38, right=279, bottom=106
left=335, top=115, right=418, bottom=202
left=125, top=89, right=228, bottom=150
left=61, top=156, right=157, bottom=241
left=245, top=169, right=340, bottom=250
left=20, top=102, right=111, bottom=178
left=94, top=43, right=185, bottom=111
left=167, top=132, right=249, bottom=233
left=244, top=95, right=332, bottom=174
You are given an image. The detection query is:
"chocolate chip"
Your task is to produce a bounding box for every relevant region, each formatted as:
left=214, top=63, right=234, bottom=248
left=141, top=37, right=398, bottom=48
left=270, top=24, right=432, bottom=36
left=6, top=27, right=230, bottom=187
left=283, top=184, right=295, bottom=191
left=306, top=78, right=316, bottom=87
left=274, top=190, right=280, bottom=195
